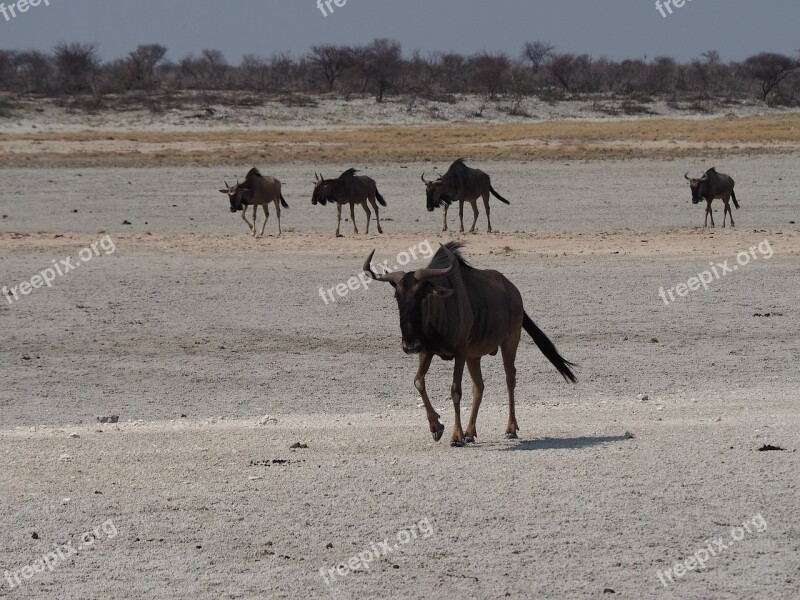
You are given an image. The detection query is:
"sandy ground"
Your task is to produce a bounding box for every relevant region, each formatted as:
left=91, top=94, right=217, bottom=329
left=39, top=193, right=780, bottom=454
left=1, top=156, right=799, bottom=599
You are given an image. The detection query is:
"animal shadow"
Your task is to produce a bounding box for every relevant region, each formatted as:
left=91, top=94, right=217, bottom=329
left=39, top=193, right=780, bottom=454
left=499, top=435, right=630, bottom=451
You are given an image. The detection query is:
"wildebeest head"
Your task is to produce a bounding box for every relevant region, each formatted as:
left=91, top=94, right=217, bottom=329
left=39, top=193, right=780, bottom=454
left=364, top=245, right=458, bottom=354
left=421, top=173, right=454, bottom=212
left=311, top=173, right=336, bottom=206
left=219, top=180, right=252, bottom=212
left=685, top=172, right=709, bottom=205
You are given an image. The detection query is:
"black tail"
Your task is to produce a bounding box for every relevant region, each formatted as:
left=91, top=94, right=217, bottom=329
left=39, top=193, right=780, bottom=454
left=375, top=189, right=387, bottom=207
left=490, top=185, right=510, bottom=205
left=280, top=194, right=289, bottom=209
left=522, top=313, right=577, bottom=383
left=731, top=189, right=739, bottom=209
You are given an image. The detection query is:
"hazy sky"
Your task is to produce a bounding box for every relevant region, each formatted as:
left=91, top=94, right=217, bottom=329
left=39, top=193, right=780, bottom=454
left=1, top=0, right=798, bottom=63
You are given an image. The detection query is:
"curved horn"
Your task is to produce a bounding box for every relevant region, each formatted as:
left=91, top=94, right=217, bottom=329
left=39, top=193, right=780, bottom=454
left=414, top=245, right=458, bottom=282
left=363, top=250, right=405, bottom=284
left=224, top=181, right=231, bottom=188
left=684, top=172, right=691, bottom=181
left=421, top=173, right=432, bottom=185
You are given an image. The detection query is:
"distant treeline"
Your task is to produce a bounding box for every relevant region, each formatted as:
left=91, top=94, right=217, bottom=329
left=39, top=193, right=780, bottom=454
left=1, top=39, right=798, bottom=109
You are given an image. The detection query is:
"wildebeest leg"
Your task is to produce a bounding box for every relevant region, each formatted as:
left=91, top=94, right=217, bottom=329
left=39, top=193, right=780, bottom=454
left=414, top=352, right=444, bottom=441
left=469, top=199, right=479, bottom=234
left=350, top=202, right=359, bottom=235
left=258, top=204, right=269, bottom=237
left=450, top=356, right=466, bottom=447
left=458, top=200, right=465, bottom=233
left=335, top=202, right=343, bottom=237
left=501, top=327, right=521, bottom=439
left=464, top=358, right=484, bottom=443
left=251, top=205, right=258, bottom=236
left=705, top=200, right=714, bottom=228
left=483, top=193, right=492, bottom=233
left=442, top=204, right=449, bottom=232
left=724, top=196, right=734, bottom=227
left=362, top=200, right=371, bottom=235
left=274, top=199, right=282, bottom=236
left=368, top=197, right=383, bottom=234
left=241, top=208, right=254, bottom=234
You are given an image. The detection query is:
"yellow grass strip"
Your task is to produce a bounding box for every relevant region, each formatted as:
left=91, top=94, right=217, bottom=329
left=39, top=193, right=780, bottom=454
left=1, top=114, right=798, bottom=166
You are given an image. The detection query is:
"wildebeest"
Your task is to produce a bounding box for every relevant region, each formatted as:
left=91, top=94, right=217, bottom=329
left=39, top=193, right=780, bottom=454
left=364, top=242, right=576, bottom=446
left=312, top=169, right=387, bottom=237
left=219, top=168, right=288, bottom=237
left=685, top=168, right=739, bottom=228
left=421, top=159, right=510, bottom=233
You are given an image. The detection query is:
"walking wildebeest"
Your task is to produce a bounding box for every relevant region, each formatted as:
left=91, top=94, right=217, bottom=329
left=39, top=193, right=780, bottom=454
left=364, top=242, right=576, bottom=446
left=421, top=159, right=510, bottom=233
left=312, top=169, right=387, bottom=237
left=220, top=168, right=288, bottom=237
left=685, top=168, right=739, bottom=228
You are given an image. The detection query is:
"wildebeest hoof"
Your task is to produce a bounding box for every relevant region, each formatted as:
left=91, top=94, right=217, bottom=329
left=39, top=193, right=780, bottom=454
left=505, top=433, right=518, bottom=440
left=336, top=234, right=344, bottom=238
left=450, top=440, right=465, bottom=447
left=464, top=435, right=475, bottom=444
left=432, top=428, right=444, bottom=442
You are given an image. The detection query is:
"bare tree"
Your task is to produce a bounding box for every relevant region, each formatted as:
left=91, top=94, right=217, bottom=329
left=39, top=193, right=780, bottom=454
left=744, top=52, right=798, bottom=100
left=0, top=51, right=13, bottom=85
left=308, top=44, right=351, bottom=92
left=53, top=42, right=99, bottom=96
left=125, top=44, right=167, bottom=89
left=350, top=39, right=402, bottom=102
left=648, top=56, right=677, bottom=94
left=439, top=52, right=467, bottom=93
left=521, top=41, right=555, bottom=74
left=240, top=54, right=269, bottom=91
left=271, top=52, right=301, bottom=91
left=547, top=53, right=591, bottom=92
left=201, top=49, right=228, bottom=86
left=469, top=52, right=510, bottom=99
left=179, top=49, right=228, bottom=89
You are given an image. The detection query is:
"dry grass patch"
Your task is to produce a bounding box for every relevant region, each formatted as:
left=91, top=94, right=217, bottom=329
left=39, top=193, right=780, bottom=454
left=1, top=114, right=798, bottom=167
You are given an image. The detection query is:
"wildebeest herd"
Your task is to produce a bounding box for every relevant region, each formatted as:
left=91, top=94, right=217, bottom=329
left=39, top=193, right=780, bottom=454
left=218, top=160, right=741, bottom=446
left=220, top=160, right=740, bottom=236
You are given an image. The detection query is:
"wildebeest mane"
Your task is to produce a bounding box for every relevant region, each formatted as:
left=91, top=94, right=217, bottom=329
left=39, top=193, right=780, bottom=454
left=442, top=158, right=469, bottom=187
left=427, top=241, right=473, bottom=271
left=243, top=168, right=263, bottom=188
left=339, top=168, right=359, bottom=178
